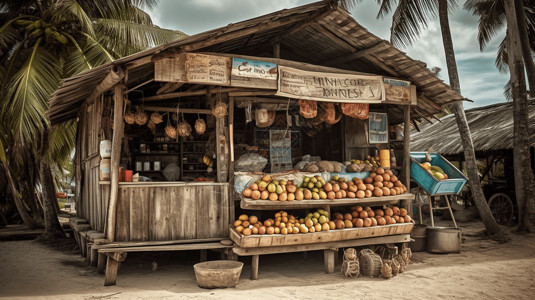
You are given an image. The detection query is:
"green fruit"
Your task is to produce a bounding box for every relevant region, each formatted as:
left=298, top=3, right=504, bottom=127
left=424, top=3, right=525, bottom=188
left=272, top=180, right=279, bottom=185
left=332, top=175, right=340, bottom=181
left=307, top=182, right=315, bottom=189
left=431, top=166, right=445, bottom=174
left=280, top=180, right=287, bottom=186
left=313, top=212, right=320, bottom=219
left=319, top=215, right=328, bottom=224
left=312, top=218, right=318, bottom=225
left=433, top=172, right=445, bottom=180
left=310, top=177, right=318, bottom=183
left=312, top=192, right=320, bottom=200
left=267, top=183, right=276, bottom=193
left=306, top=213, right=313, bottom=218
left=303, top=177, right=310, bottom=183
left=312, top=187, right=319, bottom=193
left=319, top=191, right=327, bottom=199
left=317, top=208, right=326, bottom=215
left=299, top=218, right=305, bottom=224
left=276, top=185, right=284, bottom=194
left=338, top=177, right=346, bottom=183
left=258, top=181, right=268, bottom=189
left=315, top=181, right=323, bottom=188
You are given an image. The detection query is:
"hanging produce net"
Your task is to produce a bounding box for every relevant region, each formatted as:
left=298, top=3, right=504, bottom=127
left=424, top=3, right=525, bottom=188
left=298, top=99, right=317, bottom=119
left=150, top=112, right=163, bottom=124
left=340, top=103, right=369, bottom=119
left=195, top=118, right=206, bottom=134
left=212, top=102, right=228, bottom=118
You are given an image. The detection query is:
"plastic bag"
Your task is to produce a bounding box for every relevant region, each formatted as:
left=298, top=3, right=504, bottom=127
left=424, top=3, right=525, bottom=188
left=235, top=153, right=268, bottom=172
left=162, top=163, right=180, bottom=181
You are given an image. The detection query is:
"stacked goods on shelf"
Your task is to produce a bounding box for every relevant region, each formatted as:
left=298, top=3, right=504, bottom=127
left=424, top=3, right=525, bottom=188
left=241, top=167, right=408, bottom=202
left=232, top=206, right=412, bottom=236
left=331, top=205, right=412, bottom=229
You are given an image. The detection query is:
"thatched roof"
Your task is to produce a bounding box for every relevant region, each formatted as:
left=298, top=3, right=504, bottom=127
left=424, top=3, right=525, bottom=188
left=411, top=101, right=535, bottom=155
left=49, top=1, right=465, bottom=125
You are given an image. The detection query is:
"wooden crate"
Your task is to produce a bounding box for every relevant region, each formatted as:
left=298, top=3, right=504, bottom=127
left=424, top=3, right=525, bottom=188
left=230, top=222, right=414, bottom=248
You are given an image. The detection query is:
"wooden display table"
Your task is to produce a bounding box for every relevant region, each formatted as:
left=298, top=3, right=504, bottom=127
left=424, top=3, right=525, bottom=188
left=230, top=223, right=413, bottom=279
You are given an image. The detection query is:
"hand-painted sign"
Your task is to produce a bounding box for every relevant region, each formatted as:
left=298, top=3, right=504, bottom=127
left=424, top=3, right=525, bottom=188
left=276, top=66, right=384, bottom=103
left=384, top=78, right=414, bottom=104
left=231, top=58, right=278, bottom=89
left=154, top=53, right=231, bottom=85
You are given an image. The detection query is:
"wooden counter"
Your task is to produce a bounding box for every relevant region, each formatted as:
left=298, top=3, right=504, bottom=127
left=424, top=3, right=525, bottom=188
left=100, top=182, right=231, bottom=242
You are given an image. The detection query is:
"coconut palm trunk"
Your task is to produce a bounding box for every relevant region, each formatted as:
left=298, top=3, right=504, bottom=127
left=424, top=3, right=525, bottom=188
left=438, top=0, right=501, bottom=235
left=504, top=0, right=535, bottom=232
left=513, top=0, right=535, bottom=95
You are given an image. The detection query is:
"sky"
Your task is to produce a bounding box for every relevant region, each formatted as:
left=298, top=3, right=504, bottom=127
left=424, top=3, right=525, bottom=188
left=147, top=0, right=510, bottom=109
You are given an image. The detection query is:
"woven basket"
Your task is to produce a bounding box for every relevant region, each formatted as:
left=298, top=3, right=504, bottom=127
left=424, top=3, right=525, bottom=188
left=395, top=254, right=406, bottom=273
left=195, top=118, right=206, bottom=134
left=165, top=125, right=177, bottom=139
left=359, top=249, right=382, bottom=277
left=124, top=112, right=135, bottom=124
left=391, top=257, right=400, bottom=276
left=150, top=112, right=163, bottom=124
left=381, top=260, right=393, bottom=279
left=177, top=121, right=192, bottom=137
left=341, top=248, right=359, bottom=278
left=212, top=102, right=228, bottom=119
left=135, top=110, right=148, bottom=125
left=147, top=119, right=156, bottom=129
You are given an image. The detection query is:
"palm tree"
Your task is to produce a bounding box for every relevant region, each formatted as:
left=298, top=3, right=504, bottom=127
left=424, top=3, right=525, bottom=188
left=0, top=0, right=186, bottom=239
left=346, top=0, right=502, bottom=235
left=465, top=0, right=535, bottom=232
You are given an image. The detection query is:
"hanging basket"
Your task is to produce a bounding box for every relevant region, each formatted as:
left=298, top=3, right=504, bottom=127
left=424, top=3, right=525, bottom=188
left=323, top=103, right=342, bottom=125
left=135, top=108, right=148, bottom=125
left=177, top=121, right=192, bottom=137
left=147, top=119, right=156, bottom=129
left=124, top=111, right=135, bottom=124
left=150, top=112, right=163, bottom=124
left=341, top=103, right=369, bottom=119
left=195, top=118, right=206, bottom=134
left=298, top=99, right=317, bottom=119
left=212, top=102, right=228, bottom=119
left=165, top=125, right=177, bottom=139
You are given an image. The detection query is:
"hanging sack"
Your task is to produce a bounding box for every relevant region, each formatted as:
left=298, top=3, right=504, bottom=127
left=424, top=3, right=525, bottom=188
left=341, top=103, right=369, bottom=119
left=298, top=99, right=317, bottom=119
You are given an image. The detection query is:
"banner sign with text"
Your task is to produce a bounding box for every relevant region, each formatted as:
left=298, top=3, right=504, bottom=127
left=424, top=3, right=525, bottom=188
left=276, top=66, right=384, bottom=103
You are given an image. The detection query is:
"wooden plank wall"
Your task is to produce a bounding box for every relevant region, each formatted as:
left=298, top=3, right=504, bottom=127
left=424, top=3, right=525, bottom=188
left=115, top=184, right=230, bottom=242
left=77, top=95, right=108, bottom=232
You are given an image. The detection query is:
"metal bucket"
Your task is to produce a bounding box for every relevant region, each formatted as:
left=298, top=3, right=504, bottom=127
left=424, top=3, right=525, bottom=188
left=426, top=227, right=461, bottom=253
left=194, top=260, right=243, bottom=289
left=410, top=224, right=427, bottom=252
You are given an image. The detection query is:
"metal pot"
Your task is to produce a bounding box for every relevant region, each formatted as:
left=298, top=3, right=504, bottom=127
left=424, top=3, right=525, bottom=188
left=410, top=224, right=428, bottom=252
left=426, top=227, right=461, bottom=253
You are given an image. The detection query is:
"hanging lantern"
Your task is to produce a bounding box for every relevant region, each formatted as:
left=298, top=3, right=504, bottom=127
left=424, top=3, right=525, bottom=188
left=195, top=118, right=206, bottom=134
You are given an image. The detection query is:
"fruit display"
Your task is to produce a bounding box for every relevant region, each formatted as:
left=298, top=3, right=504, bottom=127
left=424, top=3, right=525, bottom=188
left=241, top=167, right=408, bottom=201
left=299, top=160, right=344, bottom=173
left=418, top=162, right=449, bottom=181
left=332, top=205, right=412, bottom=229
left=232, top=206, right=412, bottom=237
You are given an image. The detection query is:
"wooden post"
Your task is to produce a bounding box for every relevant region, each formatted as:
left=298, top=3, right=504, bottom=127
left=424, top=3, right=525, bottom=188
left=97, top=253, right=106, bottom=274
left=323, top=249, right=336, bottom=273
left=402, top=105, right=411, bottom=209
left=273, top=43, right=280, bottom=58
left=104, top=252, right=127, bottom=286
left=200, top=249, right=208, bottom=262
left=251, top=255, right=259, bottom=280
left=106, top=84, right=125, bottom=242
left=228, top=96, right=235, bottom=222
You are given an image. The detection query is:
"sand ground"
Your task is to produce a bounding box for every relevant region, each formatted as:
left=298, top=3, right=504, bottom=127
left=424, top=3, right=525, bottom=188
left=1, top=220, right=534, bottom=300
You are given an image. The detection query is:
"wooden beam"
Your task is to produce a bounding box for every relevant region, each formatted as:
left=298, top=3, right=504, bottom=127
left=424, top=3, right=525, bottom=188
left=228, top=91, right=276, bottom=97
left=156, top=82, right=184, bottom=95
left=125, top=55, right=153, bottom=70
left=273, top=43, right=280, bottom=59
left=139, top=87, right=241, bottom=102
left=322, top=41, right=387, bottom=66
left=312, top=23, right=355, bottom=53
left=105, top=84, right=125, bottom=242
left=142, top=105, right=211, bottom=114
left=269, top=6, right=335, bottom=45
left=364, top=54, right=401, bottom=77
left=403, top=106, right=411, bottom=195
left=125, top=78, right=154, bottom=94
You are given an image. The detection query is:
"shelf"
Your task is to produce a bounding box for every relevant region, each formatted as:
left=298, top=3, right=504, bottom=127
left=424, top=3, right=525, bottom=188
left=183, top=170, right=207, bottom=173
left=144, top=142, right=180, bottom=144
left=182, top=140, right=208, bottom=143
left=183, top=163, right=205, bottom=165
left=182, top=152, right=204, bottom=154
left=239, top=193, right=415, bottom=210
left=134, top=153, right=179, bottom=155
left=137, top=170, right=162, bottom=173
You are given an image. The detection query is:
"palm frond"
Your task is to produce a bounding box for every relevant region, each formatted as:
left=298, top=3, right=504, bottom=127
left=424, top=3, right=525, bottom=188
left=376, top=0, right=398, bottom=19
left=495, top=36, right=509, bottom=74
left=62, top=31, right=92, bottom=75
left=3, top=39, right=60, bottom=146
left=47, top=120, right=77, bottom=164
left=389, top=0, right=438, bottom=48
left=95, top=18, right=186, bottom=56
left=464, top=0, right=506, bottom=50
left=0, top=16, right=30, bottom=51
left=79, top=31, right=116, bottom=64
left=51, top=0, right=96, bottom=37
left=503, top=79, right=512, bottom=101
